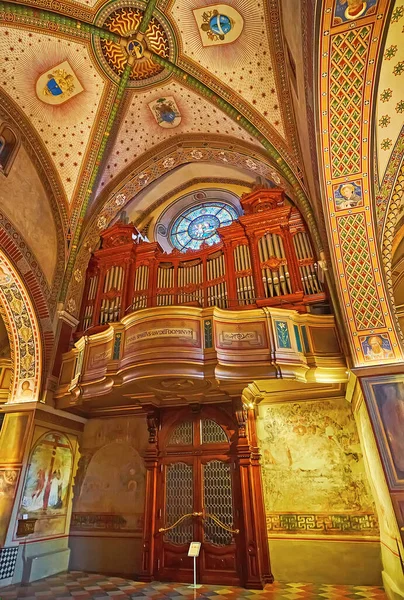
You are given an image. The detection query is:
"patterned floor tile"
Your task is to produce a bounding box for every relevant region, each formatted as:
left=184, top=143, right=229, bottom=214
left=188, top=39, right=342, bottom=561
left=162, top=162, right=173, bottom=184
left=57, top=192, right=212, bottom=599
left=0, top=572, right=388, bottom=599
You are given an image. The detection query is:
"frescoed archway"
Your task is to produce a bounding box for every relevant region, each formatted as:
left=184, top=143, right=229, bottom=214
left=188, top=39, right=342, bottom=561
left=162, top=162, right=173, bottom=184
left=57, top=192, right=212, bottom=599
left=0, top=250, right=42, bottom=403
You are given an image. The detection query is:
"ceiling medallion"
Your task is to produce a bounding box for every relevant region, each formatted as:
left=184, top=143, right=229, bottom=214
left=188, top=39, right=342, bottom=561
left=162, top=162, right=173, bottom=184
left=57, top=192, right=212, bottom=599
left=94, top=1, right=176, bottom=89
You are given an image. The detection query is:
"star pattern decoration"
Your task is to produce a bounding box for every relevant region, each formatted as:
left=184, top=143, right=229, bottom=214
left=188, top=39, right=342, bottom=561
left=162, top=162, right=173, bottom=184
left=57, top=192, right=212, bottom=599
left=380, top=88, right=393, bottom=102
left=393, top=61, right=404, bottom=76
left=396, top=100, right=404, bottom=113
left=384, top=44, right=398, bottom=60
left=391, top=5, right=404, bottom=23
left=381, top=138, right=393, bottom=151
left=379, top=115, right=391, bottom=128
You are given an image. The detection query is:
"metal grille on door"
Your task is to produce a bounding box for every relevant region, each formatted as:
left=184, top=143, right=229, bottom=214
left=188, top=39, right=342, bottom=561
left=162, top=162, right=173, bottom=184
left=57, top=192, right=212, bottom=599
left=165, top=462, right=193, bottom=545
left=203, top=460, right=234, bottom=546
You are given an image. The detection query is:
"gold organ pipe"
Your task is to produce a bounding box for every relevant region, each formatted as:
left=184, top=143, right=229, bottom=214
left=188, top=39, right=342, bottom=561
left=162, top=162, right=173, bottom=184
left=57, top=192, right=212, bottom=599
left=269, top=235, right=280, bottom=296
left=235, top=247, right=240, bottom=272
left=241, top=246, right=245, bottom=271
left=276, top=237, right=289, bottom=295
left=295, top=235, right=311, bottom=294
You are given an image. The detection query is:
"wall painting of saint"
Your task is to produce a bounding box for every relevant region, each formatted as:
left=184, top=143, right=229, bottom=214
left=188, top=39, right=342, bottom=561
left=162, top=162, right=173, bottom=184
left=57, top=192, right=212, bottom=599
left=18, top=431, right=74, bottom=538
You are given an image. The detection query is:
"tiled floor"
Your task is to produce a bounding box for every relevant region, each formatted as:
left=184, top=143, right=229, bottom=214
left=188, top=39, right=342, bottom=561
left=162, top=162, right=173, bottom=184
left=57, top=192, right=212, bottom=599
left=0, top=572, right=387, bottom=599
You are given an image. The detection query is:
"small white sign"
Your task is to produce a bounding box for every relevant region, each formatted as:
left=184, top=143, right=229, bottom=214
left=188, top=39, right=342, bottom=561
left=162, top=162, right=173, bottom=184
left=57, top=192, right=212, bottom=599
left=188, top=541, right=201, bottom=557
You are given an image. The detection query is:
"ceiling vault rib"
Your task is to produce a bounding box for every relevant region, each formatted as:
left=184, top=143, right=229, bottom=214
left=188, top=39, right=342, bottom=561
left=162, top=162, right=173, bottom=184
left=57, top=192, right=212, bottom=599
left=138, top=0, right=158, bottom=33
left=0, top=1, right=121, bottom=42
left=60, top=61, right=133, bottom=299
left=59, top=0, right=159, bottom=299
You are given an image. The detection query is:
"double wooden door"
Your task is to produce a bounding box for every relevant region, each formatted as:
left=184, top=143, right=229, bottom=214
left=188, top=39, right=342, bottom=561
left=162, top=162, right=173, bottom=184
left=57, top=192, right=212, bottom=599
left=154, top=412, right=242, bottom=586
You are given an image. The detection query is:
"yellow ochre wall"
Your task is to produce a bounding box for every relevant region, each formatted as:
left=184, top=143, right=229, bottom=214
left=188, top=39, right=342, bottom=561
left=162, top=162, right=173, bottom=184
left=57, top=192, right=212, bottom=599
left=256, top=396, right=382, bottom=584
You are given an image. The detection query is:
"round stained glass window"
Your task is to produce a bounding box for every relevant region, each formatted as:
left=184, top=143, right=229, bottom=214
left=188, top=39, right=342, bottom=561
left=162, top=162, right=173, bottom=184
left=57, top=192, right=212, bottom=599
left=170, top=202, right=239, bottom=251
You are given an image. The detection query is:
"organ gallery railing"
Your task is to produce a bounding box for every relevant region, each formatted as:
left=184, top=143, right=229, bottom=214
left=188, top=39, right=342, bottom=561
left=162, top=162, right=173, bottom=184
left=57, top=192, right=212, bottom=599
left=78, top=187, right=326, bottom=335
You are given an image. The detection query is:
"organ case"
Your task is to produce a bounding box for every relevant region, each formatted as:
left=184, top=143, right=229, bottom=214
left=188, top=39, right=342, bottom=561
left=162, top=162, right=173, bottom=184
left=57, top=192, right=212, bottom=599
left=78, top=188, right=326, bottom=335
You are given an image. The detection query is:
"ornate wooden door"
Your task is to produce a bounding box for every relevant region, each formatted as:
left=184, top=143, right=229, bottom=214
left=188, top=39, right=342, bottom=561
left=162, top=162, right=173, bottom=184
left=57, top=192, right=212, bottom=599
left=155, top=408, right=242, bottom=586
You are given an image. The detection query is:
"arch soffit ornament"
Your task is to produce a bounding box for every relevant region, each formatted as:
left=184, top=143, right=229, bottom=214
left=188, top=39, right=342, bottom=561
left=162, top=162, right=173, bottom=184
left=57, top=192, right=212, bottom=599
left=0, top=301, right=15, bottom=393
left=88, top=135, right=302, bottom=228
left=317, top=0, right=404, bottom=365
left=0, top=250, right=42, bottom=403
left=0, top=222, right=55, bottom=376
left=380, top=159, right=404, bottom=342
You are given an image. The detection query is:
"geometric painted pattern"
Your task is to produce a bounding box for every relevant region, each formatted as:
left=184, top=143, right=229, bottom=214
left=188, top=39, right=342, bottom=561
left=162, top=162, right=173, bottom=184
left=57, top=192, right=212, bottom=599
left=0, top=571, right=388, bottom=598
left=0, top=546, right=19, bottom=580
left=318, top=0, right=403, bottom=365
left=0, top=252, right=41, bottom=402
left=330, top=28, right=371, bottom=178
left=338, top=214, right=384, bottom=330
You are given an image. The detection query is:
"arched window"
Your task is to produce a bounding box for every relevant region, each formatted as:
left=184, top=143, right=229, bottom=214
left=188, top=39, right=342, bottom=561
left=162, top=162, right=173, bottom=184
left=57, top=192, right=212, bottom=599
left=0, top=124, right=19, bottom=176
left=169, top=201, right=239, bottom=251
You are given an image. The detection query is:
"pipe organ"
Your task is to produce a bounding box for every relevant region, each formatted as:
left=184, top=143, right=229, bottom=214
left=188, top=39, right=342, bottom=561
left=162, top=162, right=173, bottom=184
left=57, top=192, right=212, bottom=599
left=78, top=188, right=327, bottom=335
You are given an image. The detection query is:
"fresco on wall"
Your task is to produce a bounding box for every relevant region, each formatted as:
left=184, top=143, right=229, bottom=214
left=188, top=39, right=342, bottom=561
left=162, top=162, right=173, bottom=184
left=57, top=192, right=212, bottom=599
left=72, top=416, right=148, bottom=532
left=0, top=468, right=19, bottom=546
left=363, top=376, right=404, bottom=487
left=257, top=398, right=378, bottom=536
left=19, top=431, right=74, bottom=539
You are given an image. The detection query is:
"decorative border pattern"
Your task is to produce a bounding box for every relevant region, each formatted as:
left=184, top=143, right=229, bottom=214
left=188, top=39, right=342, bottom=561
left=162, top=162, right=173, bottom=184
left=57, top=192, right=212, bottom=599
left=318, top=0, right=403, bottom=365
left=0, top=223, right=54, bottom=377
left=0, top=251, right=42, bottom=402
left=266, top=512, right=379, bottom=537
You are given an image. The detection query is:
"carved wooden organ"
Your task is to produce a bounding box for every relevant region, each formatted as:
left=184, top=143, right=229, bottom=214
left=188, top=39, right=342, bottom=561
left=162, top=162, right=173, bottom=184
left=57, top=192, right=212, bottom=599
left=78, top=188, right=326, bottom=335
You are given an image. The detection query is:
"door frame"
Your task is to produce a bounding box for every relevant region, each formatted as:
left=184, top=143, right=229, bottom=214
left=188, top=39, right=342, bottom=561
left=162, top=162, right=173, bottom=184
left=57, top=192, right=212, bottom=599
left=140, top=402, right=273, bottom=589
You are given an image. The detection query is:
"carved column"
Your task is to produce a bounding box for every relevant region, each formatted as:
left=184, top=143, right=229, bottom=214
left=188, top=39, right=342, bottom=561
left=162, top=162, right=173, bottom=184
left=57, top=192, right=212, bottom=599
left=234, top=399, right=273, bottom=588
left=140, top=406, right=160, bottom=581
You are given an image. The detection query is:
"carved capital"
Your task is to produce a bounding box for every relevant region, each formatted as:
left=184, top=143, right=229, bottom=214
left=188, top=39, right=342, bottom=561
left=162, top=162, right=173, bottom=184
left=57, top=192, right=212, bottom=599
left=146, top=409, right=159, bottom=444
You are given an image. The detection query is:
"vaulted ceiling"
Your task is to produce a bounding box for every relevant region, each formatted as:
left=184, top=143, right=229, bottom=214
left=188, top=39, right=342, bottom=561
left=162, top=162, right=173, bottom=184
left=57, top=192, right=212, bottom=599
left=0, top=0, right=322, bottom=307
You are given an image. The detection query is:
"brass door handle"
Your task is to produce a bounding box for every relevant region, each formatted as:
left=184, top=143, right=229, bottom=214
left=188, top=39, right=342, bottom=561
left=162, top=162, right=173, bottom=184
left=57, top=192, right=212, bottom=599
left=203, top=512, right=239, bottom=534
left=159, top=512, right=202, bottom=533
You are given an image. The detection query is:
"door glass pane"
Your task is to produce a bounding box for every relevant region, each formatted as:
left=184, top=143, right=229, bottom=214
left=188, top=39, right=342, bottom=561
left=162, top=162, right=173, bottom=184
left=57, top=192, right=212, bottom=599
left=168, top=421, right=193, bottom=445
left=201, top=419, right=227, bottom=444
left=165, top=462, right=193, bottom=545
left=203, top=460, right=234, bottom=546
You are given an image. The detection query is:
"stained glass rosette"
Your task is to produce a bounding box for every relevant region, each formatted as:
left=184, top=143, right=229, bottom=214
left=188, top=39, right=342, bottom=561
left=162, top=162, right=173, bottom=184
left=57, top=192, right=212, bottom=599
left=170, top=202, right=239, bottom=251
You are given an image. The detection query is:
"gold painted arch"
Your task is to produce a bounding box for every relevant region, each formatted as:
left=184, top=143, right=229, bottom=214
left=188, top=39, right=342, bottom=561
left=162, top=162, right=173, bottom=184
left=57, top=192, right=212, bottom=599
left=0, top=251, right=42, bottom=403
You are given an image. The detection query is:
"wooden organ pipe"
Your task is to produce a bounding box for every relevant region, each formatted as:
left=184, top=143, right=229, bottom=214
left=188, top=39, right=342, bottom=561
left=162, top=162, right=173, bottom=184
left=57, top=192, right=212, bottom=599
left=293, top=233, right=322, bottom=296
